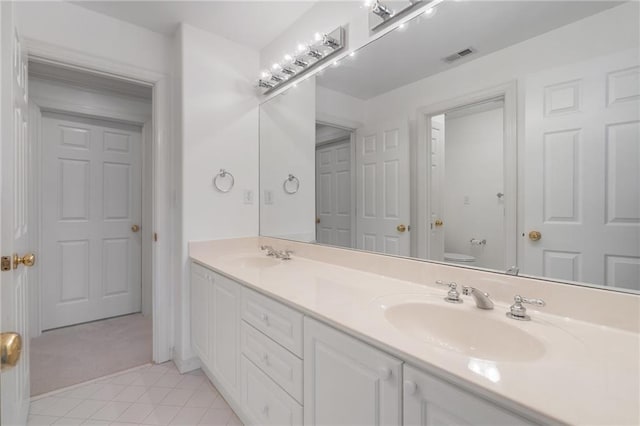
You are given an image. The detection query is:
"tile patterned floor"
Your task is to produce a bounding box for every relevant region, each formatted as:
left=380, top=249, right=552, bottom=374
left=27, top=362, right=243, bottom=426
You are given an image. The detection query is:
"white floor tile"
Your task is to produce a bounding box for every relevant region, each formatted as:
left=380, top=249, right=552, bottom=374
left=136, top=387, right=172, bottom=405
left=30, top=362, right=242, bottom=426
left=53, top=418, right=85, bottom=425
left=27, top=414, right=60, bottom=425
left=154, top=373, right=182, bottom=388
left=142, top=405, right=181, bottom=425
left=37, top=397, right=83, bottom=417
left=91, top=401, right=132, bottom=421
left=175, top=376, right=205, bottom=390
left=65, top=400, right=108, bottom=419
left=168, top=406, right=208, bottom=425
left=113, top=386, right=147, bottom=403
left=197, top=407, right=231, bottom=426
left=159, top=389, right=194, bottom=407
left=117, top=403, right=155, bottom=423
left=89, top=385, right=127, bottom=401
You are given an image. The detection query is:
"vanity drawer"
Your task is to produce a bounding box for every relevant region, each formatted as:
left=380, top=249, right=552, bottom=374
left=240, top=355, right=303, bottom=426
left=241, top=321, right=303, bottom=403
left=241, top=287, right=303, bottom=357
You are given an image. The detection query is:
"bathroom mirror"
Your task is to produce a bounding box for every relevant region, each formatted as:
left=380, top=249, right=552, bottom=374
left=259, top=0, right=640, bottom=294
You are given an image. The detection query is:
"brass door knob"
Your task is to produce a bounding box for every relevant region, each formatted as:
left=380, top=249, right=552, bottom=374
left=434, top=219, right=444, bottom=227
left=1, top=332, right=22, bottom=372
left=13, top=253, right=35, bottom=269
left=397, top=224, right=407, bottom=233
left=131, top=225, right=140, bottom=233
left=528, top=231, right=542, bottom=241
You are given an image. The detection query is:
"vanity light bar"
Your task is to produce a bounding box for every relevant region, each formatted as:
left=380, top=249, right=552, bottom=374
left=257, top=26, right=345, bottom=94
left=369, top=0, right=444, bottom=32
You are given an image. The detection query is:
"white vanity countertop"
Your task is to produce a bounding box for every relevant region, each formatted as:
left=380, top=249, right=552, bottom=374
left=189, top=237, right=640, bottom=425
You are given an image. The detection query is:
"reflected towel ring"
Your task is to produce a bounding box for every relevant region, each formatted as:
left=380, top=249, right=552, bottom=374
left=283, top=174, right=300, bottom=194
left=213, top=169, right=234, bottom=193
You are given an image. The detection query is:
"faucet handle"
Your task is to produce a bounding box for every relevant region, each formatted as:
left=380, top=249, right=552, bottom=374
left=435, top=280, right=462, bottom=304
left=507, top=295, right=546, bottom=321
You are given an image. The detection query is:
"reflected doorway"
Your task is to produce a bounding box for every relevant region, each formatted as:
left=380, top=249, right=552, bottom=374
left=315, top=123, right=355, bottom=248
left=427, top=99, right=507, bottom=270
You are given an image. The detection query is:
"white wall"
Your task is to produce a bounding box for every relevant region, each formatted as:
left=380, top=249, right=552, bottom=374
left=260, top=77, right=316, bottom=242
left=177, top=23, right=259, bottom=365
left=16, top=2, right=170, bottom=74
left=443, top=105, right=505, bottom=270
left=316, top=85, right=365, bottom=129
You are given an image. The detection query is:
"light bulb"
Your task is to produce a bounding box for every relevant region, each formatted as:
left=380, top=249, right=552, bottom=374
left=283, top=54, right=292, bottom=62
left=297, top=43, right=307, bottom=53
left=271, top=63, right=281, bottom=70
left=260, top=70, right=269, bottom=79
left=314, top=32, right=322, bottom=42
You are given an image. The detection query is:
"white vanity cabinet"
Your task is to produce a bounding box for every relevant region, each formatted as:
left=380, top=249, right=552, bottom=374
left=190, top=262, right=241, bottom=401
left=304, top=317, right=403, bottom=425
left=403, top=365, right=536, bottom=426
left=190, top=263, right=211, bottom=364
left=190, top=260, right=542, bottom=426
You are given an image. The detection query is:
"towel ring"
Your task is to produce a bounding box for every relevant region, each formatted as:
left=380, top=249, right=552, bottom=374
left=283, top=174, right=300, bottom=194
left=213, top=169, right=234, bottom=193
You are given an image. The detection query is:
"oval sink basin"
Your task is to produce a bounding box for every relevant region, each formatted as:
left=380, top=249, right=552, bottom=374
left=384, top=303, right=546, bottom=361
left=228, top=256, right=280, bottom=268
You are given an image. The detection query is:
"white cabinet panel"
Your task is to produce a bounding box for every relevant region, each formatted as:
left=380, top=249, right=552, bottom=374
left=241, top=321, right=303, bottom=403
left=240, top=356, right=303, bottom=426
left=403, top=365, right=535, bottom=426
left=190, top=263, right=211, bottom=364
left=304, top=317, right=402, bottom=426
left=210, top=273, right=241, bottom=400
left=242, top=287, right=303, bottom=357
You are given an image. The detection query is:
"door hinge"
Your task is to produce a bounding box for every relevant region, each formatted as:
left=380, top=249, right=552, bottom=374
left=1, top=256, right=12, bottom=271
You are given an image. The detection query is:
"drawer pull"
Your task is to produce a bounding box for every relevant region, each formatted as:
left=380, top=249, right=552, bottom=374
left=379, top=367, right=392, bottom=380
left=261, top=353, right=270, bottom=365
left=404, top=380, right=418, bottom=395
left=260, top=313, right=269, bottom=324
left=262, top=405, right=270, bottom=416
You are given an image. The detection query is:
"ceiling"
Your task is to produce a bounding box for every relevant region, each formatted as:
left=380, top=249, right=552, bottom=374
left=318, top=1, right=624, bottom=99
left=71, top=1, right=320, bottom=49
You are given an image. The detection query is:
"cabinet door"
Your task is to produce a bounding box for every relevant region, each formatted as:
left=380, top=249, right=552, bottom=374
left=403, top=365, right=536, bottom=426
left=190, top=263, right=211, bottom=364
left=304, top=317, right=402, bottom=426
left=210, top=272, right=241, bottom=400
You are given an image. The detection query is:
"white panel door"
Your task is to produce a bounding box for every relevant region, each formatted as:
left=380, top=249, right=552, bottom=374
left=356, top=119, right=410, bottom=256
left=1, top=3, right=31, bottom=423
left=523, top=49, right=640, bottom=290
left=428, top=119, right=445, bottom=261
left=304, top=317, right=402, bottom=426
left=316, top=139, right=352, bottom=248
left=42, top=113, right=142, bottom=329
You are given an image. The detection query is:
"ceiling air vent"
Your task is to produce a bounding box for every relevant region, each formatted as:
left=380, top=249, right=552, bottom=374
left=443, top=47, right=475, bottom=63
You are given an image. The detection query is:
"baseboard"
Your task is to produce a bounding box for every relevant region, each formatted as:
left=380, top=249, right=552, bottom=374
left=172, top=354, right=201, bottom=374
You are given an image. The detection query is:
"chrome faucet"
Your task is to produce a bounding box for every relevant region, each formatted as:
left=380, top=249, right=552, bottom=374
left=506, top=266, right=519, bottom=276
left=274, top=249, right=293, bottom=260
left=260, top=245, right=293, bottom=260
left=462, top=286, right=494, bottom=310
left=506, top=295, right=545, bottom=321
left=260, top=245, right=277, bottom=256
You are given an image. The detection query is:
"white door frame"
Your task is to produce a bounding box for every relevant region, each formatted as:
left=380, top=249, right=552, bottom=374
left=415, top=81, right=517, bottom=268
left=25, top=38, right=173, bottom=363
left=316, top=119, right=357, bottom=248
